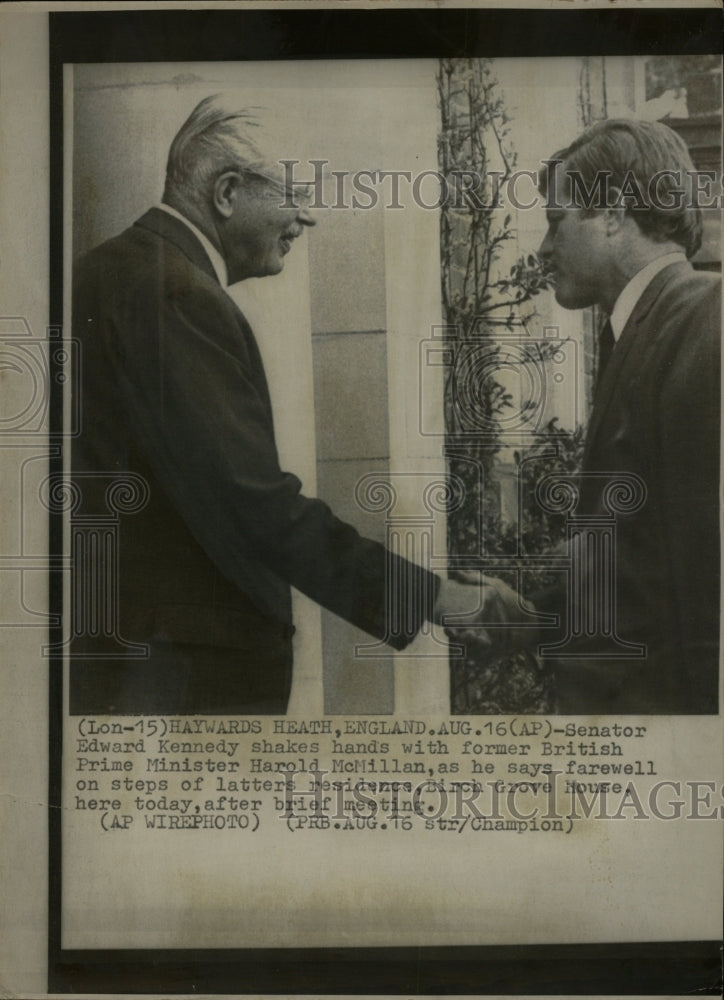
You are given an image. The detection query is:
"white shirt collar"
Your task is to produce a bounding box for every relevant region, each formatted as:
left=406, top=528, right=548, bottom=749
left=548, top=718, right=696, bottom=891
left=157, top=203, right=229, bottom=288
left=609, top=251, right=687, bottom=341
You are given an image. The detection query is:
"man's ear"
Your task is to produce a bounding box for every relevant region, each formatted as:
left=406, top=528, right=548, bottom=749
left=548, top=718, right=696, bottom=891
left=213, top=170, right=243, bottom=219
left=603, top=186, right=627, bottom=237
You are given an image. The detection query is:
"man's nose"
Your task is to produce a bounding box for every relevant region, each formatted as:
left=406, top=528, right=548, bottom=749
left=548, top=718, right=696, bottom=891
left=297, top=206, right=316, bottom=227
left=538, top=230, right=552, bottom=259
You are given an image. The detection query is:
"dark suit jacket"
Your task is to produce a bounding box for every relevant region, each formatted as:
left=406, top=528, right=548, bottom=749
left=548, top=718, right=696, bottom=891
left=537, top=260, right=720, bottom=714
left=70, top=207, right=436, bottom=713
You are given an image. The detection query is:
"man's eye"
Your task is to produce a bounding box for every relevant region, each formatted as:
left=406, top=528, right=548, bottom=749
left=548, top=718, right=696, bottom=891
left=292, top=185, right=313, bottom=205
left=280, top=185, right=311, bottom=206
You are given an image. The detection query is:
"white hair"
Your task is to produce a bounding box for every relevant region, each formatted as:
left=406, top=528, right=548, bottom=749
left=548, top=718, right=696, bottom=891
left=163, top=93, right=292, bottom=207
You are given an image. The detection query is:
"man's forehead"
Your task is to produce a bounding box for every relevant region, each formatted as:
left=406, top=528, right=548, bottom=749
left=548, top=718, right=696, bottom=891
left=543, top=160, right=608, bottom=213
left=224, top=105, right=313, bottom=186
left=545, top=159, right=573, bottom=197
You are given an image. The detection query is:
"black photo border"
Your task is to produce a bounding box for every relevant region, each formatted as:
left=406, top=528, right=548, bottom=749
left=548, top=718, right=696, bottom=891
left=48, top=6, right=723, bottom=995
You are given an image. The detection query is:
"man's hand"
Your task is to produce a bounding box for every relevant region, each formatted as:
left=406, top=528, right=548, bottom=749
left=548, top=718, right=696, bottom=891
left=432, top=577, right=493, bottom=649
left=433, top=573, right=538, bottom=661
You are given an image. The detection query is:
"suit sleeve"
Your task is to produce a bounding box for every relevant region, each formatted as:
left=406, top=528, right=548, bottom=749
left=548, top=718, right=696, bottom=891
left=93, top=265, right=437, bottom=649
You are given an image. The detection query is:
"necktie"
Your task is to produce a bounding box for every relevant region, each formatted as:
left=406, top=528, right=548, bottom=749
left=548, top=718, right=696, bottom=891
left=595, top=318, right=615, bottom=394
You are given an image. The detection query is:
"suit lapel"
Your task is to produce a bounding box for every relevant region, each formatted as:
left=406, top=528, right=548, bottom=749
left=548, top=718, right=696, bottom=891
left=583, top=261, right=690, bottom=464
left=134, top=207, right=220, bottom=284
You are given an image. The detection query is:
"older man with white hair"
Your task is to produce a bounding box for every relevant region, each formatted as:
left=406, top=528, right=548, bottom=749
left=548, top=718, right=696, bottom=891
left=71, top=93, right=488, bottom=714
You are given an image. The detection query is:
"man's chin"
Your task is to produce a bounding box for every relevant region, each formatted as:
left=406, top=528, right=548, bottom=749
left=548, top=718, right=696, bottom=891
left=247, top=258, right=285, bottom=279
left=554, top=286, right=587, bottom=311
left=267, top=252, right=286, bottom=275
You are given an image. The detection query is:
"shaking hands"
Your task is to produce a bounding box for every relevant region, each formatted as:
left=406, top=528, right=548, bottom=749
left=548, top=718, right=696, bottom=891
left=432, top=573, right=539, bottom=661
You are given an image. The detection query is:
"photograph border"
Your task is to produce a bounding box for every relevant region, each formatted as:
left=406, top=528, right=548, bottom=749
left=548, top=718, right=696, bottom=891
left=48, top=7, right=722, bottom=995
